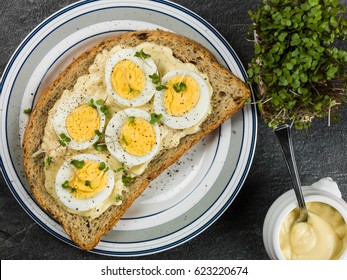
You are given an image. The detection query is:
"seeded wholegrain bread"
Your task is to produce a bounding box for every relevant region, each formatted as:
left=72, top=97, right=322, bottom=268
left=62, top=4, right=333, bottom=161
left=22, top=30, right=250, bottom=250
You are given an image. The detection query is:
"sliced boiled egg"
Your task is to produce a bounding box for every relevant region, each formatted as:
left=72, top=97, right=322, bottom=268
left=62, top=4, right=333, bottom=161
left=105, top=48, right=157, bottom=107
left=53, top=93, right=106, bottom=150
left=154, top=69, right=211, bottom=129
left=55, top=154, right=114, bottom=212
left=105, top=108, right=160, bottom=166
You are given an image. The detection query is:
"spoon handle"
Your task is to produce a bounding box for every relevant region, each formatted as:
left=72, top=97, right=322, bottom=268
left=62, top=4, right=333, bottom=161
left=274, top=124, right=308, bottom=222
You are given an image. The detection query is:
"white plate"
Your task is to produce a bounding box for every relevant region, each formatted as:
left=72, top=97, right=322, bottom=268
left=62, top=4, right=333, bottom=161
left=0, top=0, right=257, bottom=256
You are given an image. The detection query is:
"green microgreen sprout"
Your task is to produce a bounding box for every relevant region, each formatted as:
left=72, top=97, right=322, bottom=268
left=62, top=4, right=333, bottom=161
left=89, top=98, right=97, bottom=109
left=62, top=180, right=70, bottom=189
left=122, top=174, right=133, bottom=186
left=45, top=156, right=52, bottom=170
left=115, top=194, right=124, bottom=203
left=95, top=129, right=103, bottom=139
left=247, top=0, right=347, bottom=129
left=93, top=142, right=107, bottom=152
left=93, top=129, right=107, bottom=152
left=149, top=72, right=160, bottom=84
left=149, top=72, right=168, bottom=91
left=134, top=49, right=151, bottom=60
left=128, top=116, right=136, bottom=124
left=98, top=162, right=106, bottom=171
left=96, top=99, right=110, bottom=116
left=59, top=133, right=71, bottom=147
left=173, top=82, right=187, bottom=93
left=156, top=84, right=169, bottom=91
left=121, top=134, right=129, bottom=146
left=24, top=108, right=32, bottom=114
left=70, top=159, right=85, bottom=169
left=114, top=163, right=125, bottom=173
left=85, top=180, right=91, bottom=187
left=150, top=113, right=163, bottom=124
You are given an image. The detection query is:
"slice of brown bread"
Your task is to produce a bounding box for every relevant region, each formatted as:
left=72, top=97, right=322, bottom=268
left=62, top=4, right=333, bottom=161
left=22, top=30, right=250, bottom=250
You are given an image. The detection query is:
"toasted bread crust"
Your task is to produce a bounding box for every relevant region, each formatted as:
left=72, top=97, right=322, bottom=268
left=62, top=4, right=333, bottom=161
left=22, top=30, right=250, bottom=250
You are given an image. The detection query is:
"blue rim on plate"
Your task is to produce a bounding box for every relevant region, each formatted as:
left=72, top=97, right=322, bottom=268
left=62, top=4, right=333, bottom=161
left=0, top=0, right=257, bottom=256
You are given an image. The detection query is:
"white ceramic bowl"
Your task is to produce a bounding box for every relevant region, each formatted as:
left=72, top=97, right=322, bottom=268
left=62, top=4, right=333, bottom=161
left=263, top=177, right=347, bottom=260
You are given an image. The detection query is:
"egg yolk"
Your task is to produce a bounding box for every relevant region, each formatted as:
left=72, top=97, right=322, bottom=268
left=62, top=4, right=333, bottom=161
left=111, top=60, right=145, bottom=100
left=69, top=160, right=109, bottom=199
left=66, top=104, right=100, bottom=143
left=120, top=117, right=156, bottom=157
left=163, top=74, right=200, bottom=116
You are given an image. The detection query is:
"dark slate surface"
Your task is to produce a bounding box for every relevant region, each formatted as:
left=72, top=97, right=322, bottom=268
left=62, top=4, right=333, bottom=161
left=1, top=0, right=346, bottom=260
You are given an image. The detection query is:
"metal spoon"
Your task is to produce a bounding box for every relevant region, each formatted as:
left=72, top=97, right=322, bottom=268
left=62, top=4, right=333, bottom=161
left=273, top=124, right=308, bottom=223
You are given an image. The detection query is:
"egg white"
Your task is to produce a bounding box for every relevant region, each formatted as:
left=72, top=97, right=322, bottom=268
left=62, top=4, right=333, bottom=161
left=154, top=69, right=210, bottom=129
left=105, top=108, right=161, bottom=166
left=53, top=93, right=106, bottom=150
left=105, top=48, right=157, bottom=107
left=55, top=154, right=115, bottom=212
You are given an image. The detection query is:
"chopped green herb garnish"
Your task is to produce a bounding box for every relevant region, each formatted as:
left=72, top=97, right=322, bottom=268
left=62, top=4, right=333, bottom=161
left=24, top=108, right=32, bottom=114
left=150, top=113, right=163, bottom=124
left=173, top=82, right=187, bottom=93
left=98, top=162, right=106, bottom=171
left=70, top=187, right=77, bottom=193
left=128, top=116, right=136, bottom=124
left=85, top=180, right=91, bottom=187
left=134, top=49, right=151, bottom=60
left=122, top=175, right=133, bottom=186
left=70, top=159, right=85, bottom=169
left=62, top=180, right=70, bottom=189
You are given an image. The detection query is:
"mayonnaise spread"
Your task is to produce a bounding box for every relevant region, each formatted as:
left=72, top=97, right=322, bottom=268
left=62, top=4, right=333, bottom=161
left=280, top=202, right=347, bottom=260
